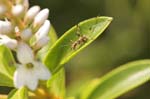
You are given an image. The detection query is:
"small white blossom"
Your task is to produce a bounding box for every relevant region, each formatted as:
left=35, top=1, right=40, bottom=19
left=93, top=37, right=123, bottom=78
left=34, top=20, right=50, bottom=49
left=0, top=20, right=13, bottom=34
left=0, top=35, right=17, bottom=50
left=0, top=4, right=7, bottom=17
left=35, top=20, right=51, bottom=38
left=34, top=36, right=50, bottom=50
left=25, top=6, right=40, bottom=24
left=20, top=28, right=32, bottom=41
left=12, top=4, right=25, bottom=17
left=0, top=0, right=51, bottom=91
left=33, top=8, right=49, bottom=28
left=14, top=42, right=51, bottom=90
left=23, top=0, right=29, bottom=11
left=17, top=42, right=34, bottom=64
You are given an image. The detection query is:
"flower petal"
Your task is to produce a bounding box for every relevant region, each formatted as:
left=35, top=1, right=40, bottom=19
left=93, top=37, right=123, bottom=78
left=33, top=61, right=51, bottom=80
left=14, top=64, right=38, bottom=91
left=0, top=35, right=17, bottom=50
left=17, top=42, right=34, bottom=64
left=25, top=70, right=38, bottom=91
left=14, top=64, right=27, bottom=89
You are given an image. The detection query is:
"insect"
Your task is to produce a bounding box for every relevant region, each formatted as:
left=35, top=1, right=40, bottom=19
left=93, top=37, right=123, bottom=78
left=71, top=25, right=88, bottom=50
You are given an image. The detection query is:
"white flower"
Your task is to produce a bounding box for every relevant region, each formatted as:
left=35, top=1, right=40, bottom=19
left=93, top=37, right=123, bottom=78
left=33, top=8, right=49, bottom=28
left=0, top=35, right=17, bottom=50
left=14, top=42, right=51, bottom=90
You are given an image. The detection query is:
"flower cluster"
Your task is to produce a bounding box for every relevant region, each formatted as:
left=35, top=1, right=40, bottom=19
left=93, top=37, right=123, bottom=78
left=0, top=0, right=51, bottom=90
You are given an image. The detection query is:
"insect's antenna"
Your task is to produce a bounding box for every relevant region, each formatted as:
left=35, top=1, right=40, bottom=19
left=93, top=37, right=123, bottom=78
left=96, top=15, right=100, bottom=24
left=70, top=40, right=74, bottom=43
left=60, top=44, right=69, bottom=48
left=76, top=24, right=81, bottom=37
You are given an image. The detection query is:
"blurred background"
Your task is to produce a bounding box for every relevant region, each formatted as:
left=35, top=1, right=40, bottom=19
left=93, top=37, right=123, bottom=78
left=1, top=0, right=150, bottom=98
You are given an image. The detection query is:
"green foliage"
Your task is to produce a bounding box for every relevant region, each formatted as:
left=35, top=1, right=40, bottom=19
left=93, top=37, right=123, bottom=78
left=8, top=87, right=28, bottom=99
left=47, top=68, right=65, bottom=98
left=44, top=17, right=112, bottom=99
left=0, top=45, right=16, bottom=87
left=79, top=60, right=150, bottom=99
left=44, top=16, right=113, bottom=73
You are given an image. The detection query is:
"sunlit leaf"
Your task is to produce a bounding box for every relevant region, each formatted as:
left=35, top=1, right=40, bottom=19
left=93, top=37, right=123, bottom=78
left=0, top=45, right=16, bottom=87
left=8, top=87, right=28, bottom=99
left=47, top=68, right=65, bottom=99
left=79, top=60, right=150, bottom=99
left=44, top=16, right=112, bottom=73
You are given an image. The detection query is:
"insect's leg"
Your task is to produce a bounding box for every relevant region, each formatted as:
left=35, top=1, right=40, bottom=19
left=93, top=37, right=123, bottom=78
left=70, top=39, right=76, bottom=50
left=96, top=15, right=100, bottom=24
left=76, top=24, right=82, bottom=37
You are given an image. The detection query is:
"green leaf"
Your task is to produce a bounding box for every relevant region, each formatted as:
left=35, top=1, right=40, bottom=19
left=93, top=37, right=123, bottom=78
left=8, top=87, right=28, bottom=99
left=48, top=25, right=58, bottom=44
left=44, top=16, right=112, bottom=73
left=0, top=45, right=16, bottom=87
left=79, top=60, right=150, bottom=99
left=47, top=68, right=65, bottom=99
left=8, top=89, right=17, bottom=99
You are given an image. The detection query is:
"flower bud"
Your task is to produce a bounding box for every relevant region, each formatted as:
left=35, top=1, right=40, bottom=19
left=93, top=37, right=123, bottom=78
left=12, top=4, right=25, bottom=17
left=0, top=35, right=17, bottom=50
left=15, top=0, right=23, bottom=4
left=0, top=20, right=14, bottom=34
left=23, top=0, right=29, bottom=11
left=17, top=42, right=34, bottom=64
left=0, top=4, right=7, bottom=17
left=34, top=20, right=50, bottom=49
left=24, top=6, right=40, bottom=24
left=34, top=36, right=49, bottom=49
left=21, top=28, right=32, bottom=41
left=35, top=20, right=50, bottom=38
left=33, top=8, right=49, bottom=29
